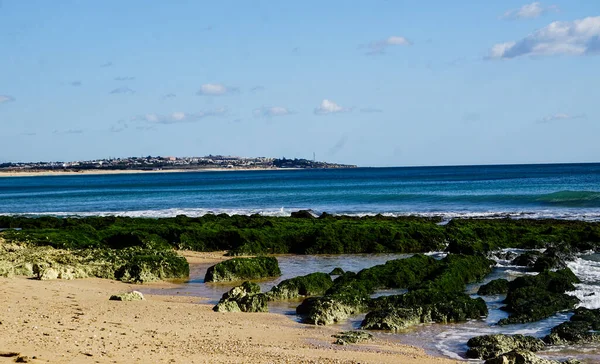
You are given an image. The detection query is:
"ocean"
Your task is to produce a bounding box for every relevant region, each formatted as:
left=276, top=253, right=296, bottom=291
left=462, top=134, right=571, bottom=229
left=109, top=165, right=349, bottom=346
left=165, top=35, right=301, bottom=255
left=3, top=163, right=600, bottom=361
left=2, top=163, right=600, bottom=220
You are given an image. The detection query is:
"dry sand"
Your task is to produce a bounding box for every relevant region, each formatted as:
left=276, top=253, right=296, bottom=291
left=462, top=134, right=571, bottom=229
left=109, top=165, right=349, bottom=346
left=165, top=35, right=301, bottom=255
left=0, top=253, right=459, bottom=364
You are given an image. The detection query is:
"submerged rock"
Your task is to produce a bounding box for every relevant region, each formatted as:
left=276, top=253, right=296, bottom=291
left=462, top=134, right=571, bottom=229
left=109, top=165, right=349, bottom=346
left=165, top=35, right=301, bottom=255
left=332, top=331, right=373, bottom=345
left=213, top=281, right=268, bottom=313
left=466, top=334, right=545, bottom=360
left=267, top=272, right=333, bottom=300
left=484, top=350, right=578, bottom=364
left=109, top=291, right=145, bottom=301
left=511, top=251, right=543, bottom=268
left=478, top=279, right=509, bottom=296
left=498, top=269, right=580, bottom=325
left=544, top=308, right=600, bottom=345
left=532, top=248, right=571, bottom=272
left=204, top=257, right=281, bottom=283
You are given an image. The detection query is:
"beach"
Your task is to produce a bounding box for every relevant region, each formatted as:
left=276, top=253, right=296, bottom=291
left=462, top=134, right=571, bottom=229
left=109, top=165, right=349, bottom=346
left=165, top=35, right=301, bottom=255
left=0, top=253, right=456, bottom=364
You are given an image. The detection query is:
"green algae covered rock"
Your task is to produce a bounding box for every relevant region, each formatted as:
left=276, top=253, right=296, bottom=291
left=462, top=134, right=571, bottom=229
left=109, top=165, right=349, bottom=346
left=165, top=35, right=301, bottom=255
left=498, top=269, right=580, bottom=325
left=267, top=272, right=333, bottom=300
left=544, top=308, right=600, bottom=345
left=109, top=291, right=145, bottom=301
left=329, top=267, right=344, bottom=275
left=204, top=257, right=281, bottom=283
left=213, top=281, right=268, bottom=313
left=332, top=331, right=373, bottom=345
left=360, top=307, right=422, bottom=331
left=478, top=279, right=510, bottom=296
left=296, top=296, right=366, bottom=325
left=511, top=251, right=543, bottom=268
left=467, top=334, right=545, bottom=360
left=484, top=350, right=578, bottom=364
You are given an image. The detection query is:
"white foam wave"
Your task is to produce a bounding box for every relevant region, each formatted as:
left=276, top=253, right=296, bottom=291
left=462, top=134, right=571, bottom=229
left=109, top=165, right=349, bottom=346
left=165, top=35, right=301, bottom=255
left=567, top=257, right=600, bottom=309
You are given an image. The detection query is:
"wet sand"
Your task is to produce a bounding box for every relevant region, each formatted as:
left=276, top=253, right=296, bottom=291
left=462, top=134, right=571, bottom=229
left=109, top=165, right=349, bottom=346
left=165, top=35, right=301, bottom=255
left=0, top=252, right=458, bottom=364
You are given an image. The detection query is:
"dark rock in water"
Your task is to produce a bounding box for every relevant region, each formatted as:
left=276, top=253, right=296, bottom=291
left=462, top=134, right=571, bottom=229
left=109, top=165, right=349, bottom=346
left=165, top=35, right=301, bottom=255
left=511, top=251, right=543, bottom=268
left=544, top=308, right=600, bottom=345
left=466, top=334, right=545, bottom=360
left=478, top=279, right=509, bottom=296
left=290, top=210, right=316, bottom=219
left=332, top=331, right=373, bottom=345
left=362, top=290, right=488, bottom=331
left=204, top=257, right=281, bottom=282
left=213, top=281, right=268, bottom=313
left=532, top=248, right=572, bottom=272
left=318, top=212, right=333, bottom=219
left=492, top=251, right=518, bottom=261
left=498, top=269, right=580, bottom=325
left=267, top=272, right=333, bottom=300
left=484, top=350, right=578, bottom=364
left=329, top=267, right=345, bottom=275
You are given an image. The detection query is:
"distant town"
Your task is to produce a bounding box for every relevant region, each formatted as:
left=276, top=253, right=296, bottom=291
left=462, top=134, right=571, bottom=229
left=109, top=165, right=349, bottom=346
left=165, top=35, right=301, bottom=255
left=0, top=155, right=357, bottom=173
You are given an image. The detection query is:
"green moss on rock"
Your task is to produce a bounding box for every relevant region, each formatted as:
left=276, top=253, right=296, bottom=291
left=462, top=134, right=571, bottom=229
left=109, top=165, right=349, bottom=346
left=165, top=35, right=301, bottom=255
left=478, top=279, right=509, bottom=296
left=544, top=308, right=600, bottom=345
left=204, top=257, right=281, bottom=283
left=332, top=331, right=373, bottom=345
left=213, top=281, right=268, bottom=313
left=267, top=272, right=333, bottom=300
left=466, top=334, right=545, bottom=360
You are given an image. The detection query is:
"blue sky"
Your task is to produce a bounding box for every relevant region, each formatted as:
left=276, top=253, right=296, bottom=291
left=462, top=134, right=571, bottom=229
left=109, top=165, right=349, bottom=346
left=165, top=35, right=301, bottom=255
left=0, top=0, right=598, bottom=166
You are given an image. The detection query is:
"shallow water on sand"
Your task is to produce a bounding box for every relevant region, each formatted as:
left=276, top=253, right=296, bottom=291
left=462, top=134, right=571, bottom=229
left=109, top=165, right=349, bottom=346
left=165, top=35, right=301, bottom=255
left=145, top=252, right=600, bottom=362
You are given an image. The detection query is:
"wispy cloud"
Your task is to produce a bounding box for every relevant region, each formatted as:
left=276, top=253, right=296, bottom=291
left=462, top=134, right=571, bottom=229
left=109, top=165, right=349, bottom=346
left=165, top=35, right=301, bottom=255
left=360, top=107, right=383, bottom=113
left=253, top=106, right=293, bottom=118
left=100, top=62, right=113, bottom=68
left=501, top=2, right=558, bottom=20
left=21, top=132, right=37, bottom=136
left=110, top=87, right=135, bottom=95
left=196, top=83, right=238, bottom=96
left=163, top=93, right=176, bottom=99
left=109, top=120, right=129, bottom=133
left=133, top=108, right=227, bottom=125
left=250, top=86, right=265, bottom=92
left=0, top=95, right=15, bottom=104
left=69, top=81, right=82, bottom=87
left=314, top=99, right=350, bottom=115
left=114, top=76, right=136, bottom=81
left=537, top=113, right=586, bottom=123
left=363, top=36, right=412, bottom=55
left=488, top=16, right=600, bottom=59
left=328, top=135, right=348, bottom=156
left=53, top=129, right=84, bottom=135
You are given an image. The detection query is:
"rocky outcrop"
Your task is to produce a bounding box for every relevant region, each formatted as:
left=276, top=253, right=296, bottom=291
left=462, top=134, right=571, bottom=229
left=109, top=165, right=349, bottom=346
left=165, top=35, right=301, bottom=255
left=267, top=272, right=333, bottom=300
left=544, top=308, right=600, bottom=345
left=511, top=251, right=543, bottom=268
left=332, top=331, right=373, bottom=345
left=478, top=279, right=509, bottom=296
left=213, top=282, right=268, bottom=313
left=296, top=295, right=367, bottom=325
left=466, top=334, right=545, bottom=360
left=329, top=267, right=344, bottom=275
left=204, top=257, right=281, bottom=283
left=362, top=290, right=488, bottom=331
left=109, top=291, right=145, bottom=301
left=484, top=350, right=579, bottom=364
left=498, top=269, right=580, bottom=325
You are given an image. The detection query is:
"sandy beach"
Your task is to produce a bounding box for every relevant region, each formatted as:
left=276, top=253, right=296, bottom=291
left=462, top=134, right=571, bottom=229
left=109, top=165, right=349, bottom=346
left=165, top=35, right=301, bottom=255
left=0, top=252, right=458, bottom=364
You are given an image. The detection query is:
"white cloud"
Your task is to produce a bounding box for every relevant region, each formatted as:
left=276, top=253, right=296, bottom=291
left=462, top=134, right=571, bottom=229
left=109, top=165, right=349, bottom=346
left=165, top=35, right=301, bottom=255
left=133, top=108, right=227, bottom=125
left=538, top=113, right=586, bottom=123
left=314, top=99, right=350, bottom=115
left=488, top=16, right=600, bottom=59
left=0, top=95, right=15, bottom=104
left=364, top=36, right=412, bottom=55
left=502, top=2, right=558, bottom=20
left=253, top=106, right=293, bottom=117
left=196, top=83, right=238, bottom=95
left=110, top=87, right=135, bottom=94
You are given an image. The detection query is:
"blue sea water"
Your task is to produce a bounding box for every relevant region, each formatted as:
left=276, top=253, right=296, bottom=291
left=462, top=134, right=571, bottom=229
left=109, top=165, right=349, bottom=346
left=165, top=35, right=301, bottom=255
left=1, top=163, right=600, bottom=220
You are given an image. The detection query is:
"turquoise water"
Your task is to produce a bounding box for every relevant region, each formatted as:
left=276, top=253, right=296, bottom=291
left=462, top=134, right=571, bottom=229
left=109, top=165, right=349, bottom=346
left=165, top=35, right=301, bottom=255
left=2, top=163, right=600, bottom=219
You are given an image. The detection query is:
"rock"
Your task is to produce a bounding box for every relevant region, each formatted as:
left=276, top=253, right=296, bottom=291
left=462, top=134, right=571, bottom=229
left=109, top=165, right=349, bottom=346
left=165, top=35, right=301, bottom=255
left=532, top=248, right=570, bottom=272
left=332, top=331, right=373, bottom=345
left=361, top=308, right=421, bottom=331
left=213, top=281, right=268, bottom=313
left=329, top=267, right=344, bottom=275
left=466, top=334, right=546, bottom=360
left=290, top=210, right=316, bottom=219
left=109, top=291, right=145, bottom=301
left=38, top=268, right=59, bottom=280
left=511, top=251, right=543, bottom=268
left=204, top=257, right=281, bottom=283
left=492, top=251, right=519, bottom=261
left=296, top=296, right=365, bottom=325
left=498, top=269, right=580, bottom=325
left=544, top=308, right=600, bottom=345
left=478, top=279, right=509, bottom=296
left=484, top=350, right=576, bottom=364
left=15, top=356, right=31, bottom=363
left=267, top=272, right=333, bottom=301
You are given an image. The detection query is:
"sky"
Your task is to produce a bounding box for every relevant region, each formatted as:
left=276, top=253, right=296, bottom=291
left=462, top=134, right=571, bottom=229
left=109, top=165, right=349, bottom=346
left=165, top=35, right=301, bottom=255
left=0, top=0, right=599, bottom=167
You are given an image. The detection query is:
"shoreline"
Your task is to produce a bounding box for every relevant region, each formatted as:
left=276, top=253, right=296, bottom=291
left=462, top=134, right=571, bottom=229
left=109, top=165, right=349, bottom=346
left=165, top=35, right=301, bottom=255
left=0, top=167, right=310, bottom=178
left=0, top=253, right=457, bottom=364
